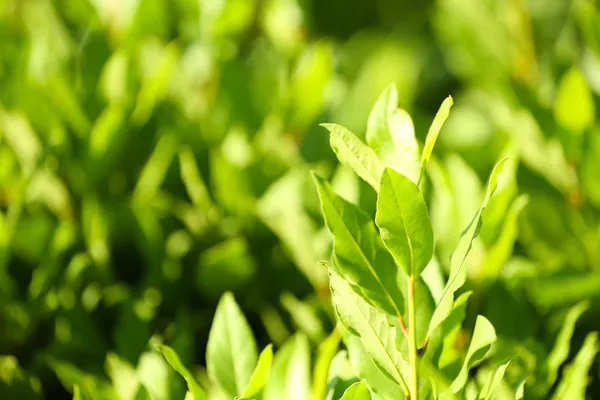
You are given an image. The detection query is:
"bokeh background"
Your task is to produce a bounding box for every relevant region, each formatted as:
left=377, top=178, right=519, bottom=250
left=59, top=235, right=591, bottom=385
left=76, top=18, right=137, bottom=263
left=2, top=0, right=600, bottom=398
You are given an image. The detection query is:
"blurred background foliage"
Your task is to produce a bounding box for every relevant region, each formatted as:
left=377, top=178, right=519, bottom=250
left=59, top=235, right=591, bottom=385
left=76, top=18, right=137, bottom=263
left=1, top=0, right=600, bottom=398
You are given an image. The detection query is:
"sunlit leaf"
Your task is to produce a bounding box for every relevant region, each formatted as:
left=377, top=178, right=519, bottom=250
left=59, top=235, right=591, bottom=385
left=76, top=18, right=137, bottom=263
left=450, top=316, right=496, bottom=393
left=375, top=167, right=434, bottom=276
left=420, top=96, right=453, bottom=183
left=339, top=381, right=371, bottom=400
left=156, top=345, right=208, bottom=400
left=264, top=334, right=311, bottom=400
left=428, top=159, right=507, bottom=338
left=551, top=332, right=599, bottom=400
left=321, top=124, right=383, bottom=191
left=207, top=292, right=258, bottom=398
left=241, top=344, right=273, bottom=398
left=329, top=270, right=410, bottom=395
left=313, top=174, right=405, bottom=317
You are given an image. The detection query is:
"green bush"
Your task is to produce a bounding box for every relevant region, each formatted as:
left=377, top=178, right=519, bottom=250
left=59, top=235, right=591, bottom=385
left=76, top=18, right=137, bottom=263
left=1, top=0, right=599, bottom=399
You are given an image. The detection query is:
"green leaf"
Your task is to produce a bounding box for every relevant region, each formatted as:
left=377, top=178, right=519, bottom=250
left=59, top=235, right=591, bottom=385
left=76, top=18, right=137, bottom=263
left=478, top=194, right=528, bottom=281
left=366, top=84, right=420, bottom=182
left=340, top=381, right=371, bottom=400
left=547, top=301, right=589, bottom=388
left=281, top=292, right=326, bottom=343
left=105, top=353, right=141, bottom=400
left=321, top=123, right=383, bottom=191
left=344, top=333, right=406, bottom=399
left=178, top=146, right=213, bottom=211
left=450, top=316, right=497, bottom=393
left=312, top=329, right=342, bottom=400
left=207, top=292, right=258, bottom=398
left=551, top=332, right=599, bottom=400
left=427, top=159, right=508, bottom=339
left=73, top=385, right=83, bottom=400
left=313, top=174, right=404, bottom=317
left=420, top=96, right=453, bottom=182
left=264, top=334, right=311, bottom=400
left=329, top=270, right=409, bottom=395
left=375, top=167, right=434, bottom=276
left=155, top=345, right=207, bottom=400
left=554, top=67, right=595, bottom=135
left=241, top=344, right=273, bottom=398
left=478, top=360, right=511, bottom=400
left=515, top=379, right=526, bottom=399
left=434, top=291, right=473, bottom=370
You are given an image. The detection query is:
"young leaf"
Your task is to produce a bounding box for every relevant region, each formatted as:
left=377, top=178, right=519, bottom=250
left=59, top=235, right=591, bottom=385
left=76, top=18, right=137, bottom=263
left=264, top=334, right=311, bottom=400
left=339, top=381, right=371, bottom=400
left=427, top=159, right=508, bottom=339
left=375, top=167, right=434, bottom=276
left=420, top=96, right=453, bottom=182
left=366, top=84, right=420, bottom=182
left=551, top=332, right=599, bottom=400
left=329, top=270, right=410, bottom=395
left=312, top=329, right=342, bottom=400
left=321, top=123, right=383, bottom=191
left=313, top=174, right=405, bottom=317
left=241, top=345, right=273, bottom=398
left=546, top=301, right=589, bottom=388
left=345, top=330, right=406, bottom=399
left=478, top=360, right=511, bottom=400
left=366, top=84, right=398, bottom=153
left=207, top=292, right=258, bottom=398
left=450, top=316, right=497, bottom=393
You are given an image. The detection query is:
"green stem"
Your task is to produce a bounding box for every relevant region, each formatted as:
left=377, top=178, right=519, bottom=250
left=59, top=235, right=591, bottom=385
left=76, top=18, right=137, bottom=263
left=408, top=276, right=419, bottom=400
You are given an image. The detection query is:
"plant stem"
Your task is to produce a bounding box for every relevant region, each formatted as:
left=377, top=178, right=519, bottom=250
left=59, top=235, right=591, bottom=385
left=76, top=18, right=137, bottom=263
left=408, top=276, right=419, bottom=400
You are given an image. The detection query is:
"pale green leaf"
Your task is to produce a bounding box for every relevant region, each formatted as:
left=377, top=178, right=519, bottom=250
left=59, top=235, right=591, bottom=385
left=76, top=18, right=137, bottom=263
left=105, top=353, right=141, bottom=400
left=344, top=331, right=406, bottom=399
left=427, top=159, right=507, bottom=338
left=207, top=292, right=258, bottom=398
left=241, top=344, right=273, bottom=398
left=551, top=332, right=599, bottom=400
left=313, top=173, right=404, bottom=317
left=554, top=67, right=595, bottom=135
left=547, top=301, right=589, bottom=388
left=478, top=361, right=511, bottom=400
left=375, top=167, right=434, bottom=276
left=340, top=381, right=371, bottom=400
left=450, top=316, right=497, bottom=393
left=366, top=84, right=420, bottom=182
left=420, top=96, right=453, bottom=183
left=515, top=379, right=526, bottom=399
left=155, top=345, right=207, bottom=400
left=264, top=334, right=311, bottom=400
left=321, top=123, right=383, bottom=191
left=329, top=270, right=409, bottom=395
left=178, top=146, right=213, bottom=211
left=312, top=329, right=342, bottom=400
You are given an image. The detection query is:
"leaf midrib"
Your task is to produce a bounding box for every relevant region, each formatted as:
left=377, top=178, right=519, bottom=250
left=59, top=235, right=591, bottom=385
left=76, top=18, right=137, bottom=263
left=326, top=195, right=402, bottom=318
left=340, top=287, right=405, bottom=385
left=387, top=172, right=416, bottom=276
